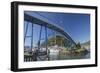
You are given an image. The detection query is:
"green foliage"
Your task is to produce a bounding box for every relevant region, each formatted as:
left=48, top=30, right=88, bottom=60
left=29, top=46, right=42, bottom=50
left=76, top=42, right=81, bottom=49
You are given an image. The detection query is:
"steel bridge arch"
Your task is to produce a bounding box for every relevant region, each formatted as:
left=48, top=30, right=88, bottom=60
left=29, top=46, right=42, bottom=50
left=24, top=13, right=76, bottom=61
left=24, top=13, right=76, bottom=45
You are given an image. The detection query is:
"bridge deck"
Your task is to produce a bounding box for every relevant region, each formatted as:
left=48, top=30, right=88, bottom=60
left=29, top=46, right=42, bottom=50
left=24, top=13, right=76, bottom=45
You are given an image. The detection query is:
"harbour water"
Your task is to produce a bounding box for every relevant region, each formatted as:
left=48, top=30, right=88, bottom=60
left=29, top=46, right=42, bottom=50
left=49, top=50, right=90, bottom=60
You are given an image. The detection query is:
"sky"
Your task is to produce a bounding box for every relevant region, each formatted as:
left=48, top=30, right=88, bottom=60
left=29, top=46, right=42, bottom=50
left=24, top=11, right=90, bottom=47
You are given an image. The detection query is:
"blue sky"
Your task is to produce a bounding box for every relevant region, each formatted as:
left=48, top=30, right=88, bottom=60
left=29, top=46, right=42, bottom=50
left=24, top=11, right=90, bottom=47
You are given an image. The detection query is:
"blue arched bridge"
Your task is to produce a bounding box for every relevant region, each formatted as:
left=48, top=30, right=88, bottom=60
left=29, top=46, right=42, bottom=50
left=24, top=12, right=76, bottom=61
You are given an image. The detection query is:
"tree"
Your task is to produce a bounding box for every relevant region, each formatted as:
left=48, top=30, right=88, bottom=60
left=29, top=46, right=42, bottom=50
left=76, top=42, right=81, bottom=49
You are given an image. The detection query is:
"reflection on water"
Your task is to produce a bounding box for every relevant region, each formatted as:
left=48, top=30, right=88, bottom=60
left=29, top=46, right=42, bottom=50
left=49, top=50, right=90, bottom=60
left=83, top=52, right=90, bottom=58
left=24, top=47, right=90, bottom=62
left=49, top=52, right=59, bottom=60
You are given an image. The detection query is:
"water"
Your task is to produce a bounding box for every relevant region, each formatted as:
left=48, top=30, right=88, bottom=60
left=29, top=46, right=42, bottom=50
left=49, top=52, right=59, bottom=60
left=49, top=50, right=90, bottom=60
left=83, top=52, right=90, bottom=59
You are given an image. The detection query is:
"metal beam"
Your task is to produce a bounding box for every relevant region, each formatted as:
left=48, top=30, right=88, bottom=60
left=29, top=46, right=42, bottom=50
left=24, top=13, right=76, bottom=45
